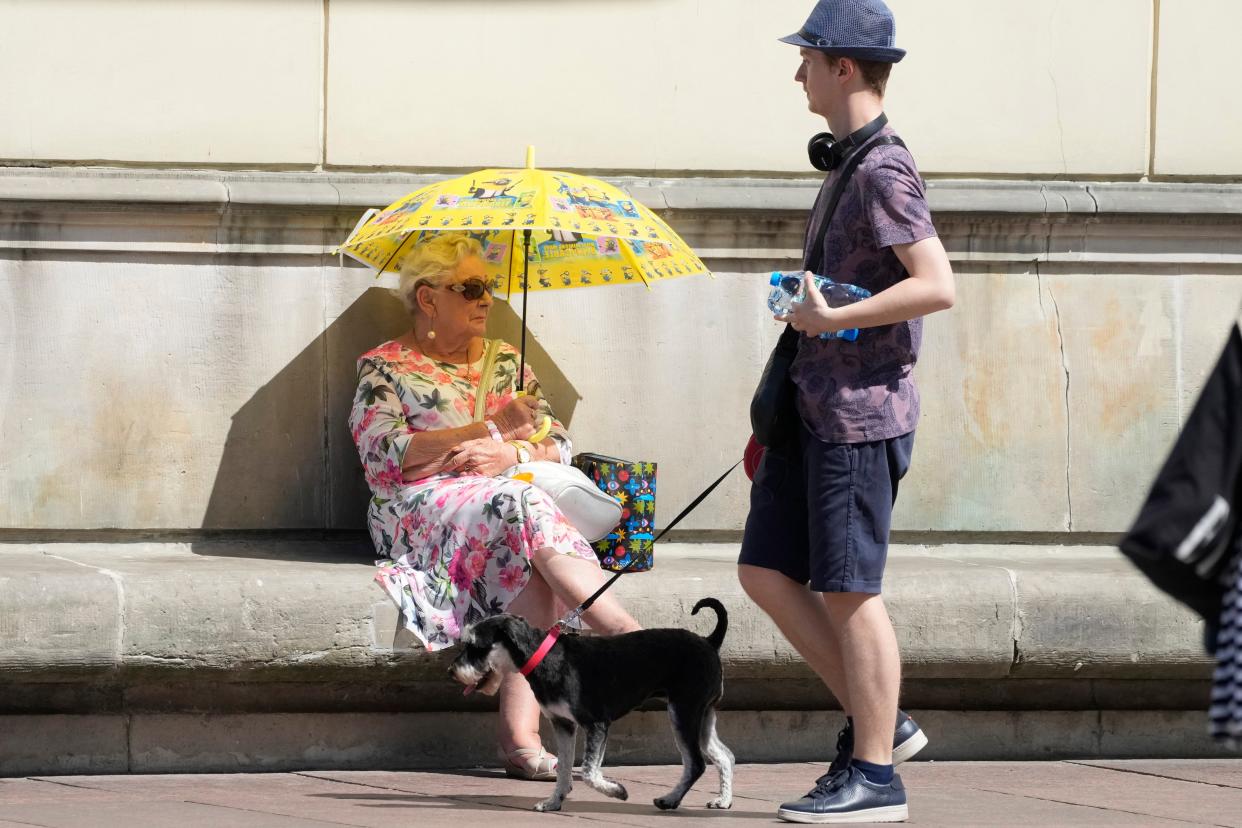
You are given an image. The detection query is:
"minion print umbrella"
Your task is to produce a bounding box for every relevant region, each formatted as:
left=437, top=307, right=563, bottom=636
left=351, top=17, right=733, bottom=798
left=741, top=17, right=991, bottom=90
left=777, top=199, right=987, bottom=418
left=335, top=147, right=711, bottom=387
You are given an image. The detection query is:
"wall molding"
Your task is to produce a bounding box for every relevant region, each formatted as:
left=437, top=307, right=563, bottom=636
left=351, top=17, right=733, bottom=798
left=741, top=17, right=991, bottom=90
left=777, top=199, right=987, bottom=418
left=4, top=167, right=1242, bottom=216
left=4, top=169, right=1242, bottom=268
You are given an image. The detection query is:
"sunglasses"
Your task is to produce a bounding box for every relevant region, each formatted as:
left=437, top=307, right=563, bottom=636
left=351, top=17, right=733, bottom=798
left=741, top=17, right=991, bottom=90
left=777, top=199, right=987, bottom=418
left=445, top=279, right=494, bottom=301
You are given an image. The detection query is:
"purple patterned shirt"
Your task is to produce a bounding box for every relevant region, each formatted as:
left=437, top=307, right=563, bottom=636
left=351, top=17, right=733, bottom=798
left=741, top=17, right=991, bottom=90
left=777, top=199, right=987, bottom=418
left=792, top=126, right=937, bottom=443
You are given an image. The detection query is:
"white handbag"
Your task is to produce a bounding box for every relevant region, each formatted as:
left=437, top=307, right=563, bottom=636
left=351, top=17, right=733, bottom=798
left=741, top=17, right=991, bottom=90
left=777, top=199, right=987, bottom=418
left=471, top=341, right=621, bottom=543
left=501, top=462, right=622, bottom=543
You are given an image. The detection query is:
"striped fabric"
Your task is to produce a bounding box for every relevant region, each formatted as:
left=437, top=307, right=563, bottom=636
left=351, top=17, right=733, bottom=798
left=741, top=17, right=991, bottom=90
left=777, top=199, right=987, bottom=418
left=1210, top=553, right=1242, bottom=747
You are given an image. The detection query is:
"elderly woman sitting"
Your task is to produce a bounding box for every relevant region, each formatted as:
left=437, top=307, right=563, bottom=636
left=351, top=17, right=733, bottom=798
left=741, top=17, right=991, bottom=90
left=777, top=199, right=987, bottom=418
left=349, top=234, right=640, bottom=780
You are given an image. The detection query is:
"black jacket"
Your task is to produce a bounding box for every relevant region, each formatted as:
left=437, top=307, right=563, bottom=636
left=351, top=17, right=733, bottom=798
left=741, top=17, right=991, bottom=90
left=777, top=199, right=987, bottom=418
left=1120, top=315, right=1242, bottom=641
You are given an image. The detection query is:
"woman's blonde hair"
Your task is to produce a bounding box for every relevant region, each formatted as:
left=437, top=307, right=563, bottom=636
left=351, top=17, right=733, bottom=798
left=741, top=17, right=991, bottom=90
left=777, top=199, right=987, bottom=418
left=393, top=234, right=484, bottom=314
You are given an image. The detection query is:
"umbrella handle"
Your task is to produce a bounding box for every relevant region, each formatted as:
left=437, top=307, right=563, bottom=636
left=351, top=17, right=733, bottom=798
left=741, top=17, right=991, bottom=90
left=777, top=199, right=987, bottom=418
left=529, top=416, right=552, bottom=444
left=515, top=393, right=553, bottom=443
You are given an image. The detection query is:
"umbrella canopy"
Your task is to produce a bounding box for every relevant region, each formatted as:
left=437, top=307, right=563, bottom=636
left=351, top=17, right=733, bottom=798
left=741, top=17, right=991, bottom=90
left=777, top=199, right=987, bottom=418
left=349, top=227, right=703, bottom=297
left=335, top=148, right=711, bottom=390
left=336, top=148, right=709, bottom=293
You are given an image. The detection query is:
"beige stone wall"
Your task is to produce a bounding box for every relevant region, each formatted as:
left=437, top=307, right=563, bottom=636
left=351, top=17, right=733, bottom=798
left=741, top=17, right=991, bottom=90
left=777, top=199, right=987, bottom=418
left=0, top=0, right=324, bottom=164
left=0, top=0, right=1233, bottom=177
left=2, top=171, right=1239, bottom=533
left=1, top=1, right=1238, bottom=535
left=1153, top=0, right=1241, bottom=176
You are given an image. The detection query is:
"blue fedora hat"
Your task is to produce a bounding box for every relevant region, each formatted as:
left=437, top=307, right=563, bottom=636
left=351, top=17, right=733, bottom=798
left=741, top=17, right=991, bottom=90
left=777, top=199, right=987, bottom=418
left=779, top=0, right=906, bottom=63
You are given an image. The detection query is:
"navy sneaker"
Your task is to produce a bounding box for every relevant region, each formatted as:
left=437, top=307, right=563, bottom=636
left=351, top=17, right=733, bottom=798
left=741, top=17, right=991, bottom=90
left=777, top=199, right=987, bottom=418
left=822, top=710, right=928, bottom=779
left=777, top=766, right=908, bottom=824
left=892, top=710, right=928, bottom=765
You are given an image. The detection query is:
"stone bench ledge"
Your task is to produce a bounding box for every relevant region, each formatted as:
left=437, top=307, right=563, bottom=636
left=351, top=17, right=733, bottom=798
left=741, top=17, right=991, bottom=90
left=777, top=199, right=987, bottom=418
left=0, top=541, right=1211, bottom=692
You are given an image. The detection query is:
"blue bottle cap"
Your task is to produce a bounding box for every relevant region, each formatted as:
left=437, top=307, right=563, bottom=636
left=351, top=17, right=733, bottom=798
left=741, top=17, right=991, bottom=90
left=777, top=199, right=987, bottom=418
left=770, top=272, right=783, bottom=286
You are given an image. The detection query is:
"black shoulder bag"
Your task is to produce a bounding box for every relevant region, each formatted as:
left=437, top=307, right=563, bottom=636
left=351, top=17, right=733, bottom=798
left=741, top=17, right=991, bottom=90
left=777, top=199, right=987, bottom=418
left=749, top=135, right=906, bottom=449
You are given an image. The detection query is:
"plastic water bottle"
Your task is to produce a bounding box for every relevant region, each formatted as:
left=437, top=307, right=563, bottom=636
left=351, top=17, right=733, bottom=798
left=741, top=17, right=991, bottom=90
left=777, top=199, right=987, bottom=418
left=766, top=271, right=872, bottom=341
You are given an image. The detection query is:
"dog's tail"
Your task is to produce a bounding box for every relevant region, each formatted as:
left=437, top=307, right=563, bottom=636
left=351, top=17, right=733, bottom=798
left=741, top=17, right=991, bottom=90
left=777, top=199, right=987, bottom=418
left=692, top=598, right=728, bottom=650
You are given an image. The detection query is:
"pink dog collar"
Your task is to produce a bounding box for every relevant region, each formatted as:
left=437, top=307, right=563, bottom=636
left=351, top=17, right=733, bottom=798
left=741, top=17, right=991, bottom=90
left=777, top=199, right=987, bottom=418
left=519, top=624, right=562, bottom=677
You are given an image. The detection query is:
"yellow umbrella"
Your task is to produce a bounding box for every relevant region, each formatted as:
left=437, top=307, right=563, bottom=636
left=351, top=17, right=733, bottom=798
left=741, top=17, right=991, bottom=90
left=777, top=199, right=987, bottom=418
left=336, top=147, right=711, bottom=387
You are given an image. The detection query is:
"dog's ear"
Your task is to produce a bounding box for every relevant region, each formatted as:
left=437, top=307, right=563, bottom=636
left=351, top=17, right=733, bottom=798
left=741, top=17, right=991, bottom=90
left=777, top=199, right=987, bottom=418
left=461, top=616, right=503, bottom=650
left=487, top=613, right=525, bottom=641
left=489, top=614, right=544, bottom=658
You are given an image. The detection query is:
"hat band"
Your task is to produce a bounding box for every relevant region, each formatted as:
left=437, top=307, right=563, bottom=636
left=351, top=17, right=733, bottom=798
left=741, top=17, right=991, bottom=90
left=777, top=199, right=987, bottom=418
left=798, top=28, right=834, bottom=48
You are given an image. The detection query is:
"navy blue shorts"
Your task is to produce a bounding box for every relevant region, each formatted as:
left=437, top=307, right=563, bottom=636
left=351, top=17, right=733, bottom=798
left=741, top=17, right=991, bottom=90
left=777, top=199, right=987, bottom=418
left=739, top=424, right=915, bottom=594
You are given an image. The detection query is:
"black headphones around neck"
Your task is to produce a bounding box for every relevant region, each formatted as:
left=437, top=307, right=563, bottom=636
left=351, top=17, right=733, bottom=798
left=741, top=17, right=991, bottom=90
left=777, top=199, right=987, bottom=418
left=807, top=113, right=889, bottom=172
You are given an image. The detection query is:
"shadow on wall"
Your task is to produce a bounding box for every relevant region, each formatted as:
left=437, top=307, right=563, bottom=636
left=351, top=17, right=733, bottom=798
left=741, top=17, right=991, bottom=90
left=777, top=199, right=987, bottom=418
left=198, top=285, right=406, bottom=559
left=198, top=283, right=579, bottom=559
left=486, top=298, right=582, bottom=428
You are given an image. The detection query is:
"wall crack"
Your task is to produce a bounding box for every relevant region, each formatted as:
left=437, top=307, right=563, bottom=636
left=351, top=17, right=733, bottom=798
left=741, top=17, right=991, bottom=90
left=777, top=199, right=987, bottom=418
left=1049, top=282, right=1073, bottom=530
left=43, top=551, right=126, bottom=666
left=1036, top=264, right=1073, bottom=530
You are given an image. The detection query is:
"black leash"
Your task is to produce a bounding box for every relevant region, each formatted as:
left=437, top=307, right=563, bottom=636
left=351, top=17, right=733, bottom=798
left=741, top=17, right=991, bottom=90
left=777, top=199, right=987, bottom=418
left=560, top=459, right=741, bottom=626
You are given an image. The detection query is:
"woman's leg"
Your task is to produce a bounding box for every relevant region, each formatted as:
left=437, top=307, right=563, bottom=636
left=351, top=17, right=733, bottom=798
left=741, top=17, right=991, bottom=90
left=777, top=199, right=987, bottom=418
left=493, top=549, right=641, bottom=758
left=529, top=546, right=641, bottom=635
left=496, top=568, right=557, bottom=755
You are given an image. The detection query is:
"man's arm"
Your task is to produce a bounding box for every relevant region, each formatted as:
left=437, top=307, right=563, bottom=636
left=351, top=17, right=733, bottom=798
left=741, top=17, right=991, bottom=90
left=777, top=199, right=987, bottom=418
left=779, top=235, right=954, bottom=335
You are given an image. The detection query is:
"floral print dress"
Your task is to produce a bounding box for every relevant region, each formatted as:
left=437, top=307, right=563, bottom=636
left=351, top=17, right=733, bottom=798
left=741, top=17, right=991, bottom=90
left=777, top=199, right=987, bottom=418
left=349, top=339, right=597, bottom=651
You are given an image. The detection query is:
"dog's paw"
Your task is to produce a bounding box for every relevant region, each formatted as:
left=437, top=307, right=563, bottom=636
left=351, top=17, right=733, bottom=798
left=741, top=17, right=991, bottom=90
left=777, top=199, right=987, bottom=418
left=533, top=798, right=562, bottom=812
left=706, top=797, right=733, bottom=809
left=609, top=783, right=628, bottom=801
left=653, top=796, right=680, bottom=811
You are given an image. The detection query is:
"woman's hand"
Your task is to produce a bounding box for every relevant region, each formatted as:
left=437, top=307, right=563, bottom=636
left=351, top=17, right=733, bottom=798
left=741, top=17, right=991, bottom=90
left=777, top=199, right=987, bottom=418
left=492, top=395, right=542, bottom=441
left=444, top=438, right=518, bottom=478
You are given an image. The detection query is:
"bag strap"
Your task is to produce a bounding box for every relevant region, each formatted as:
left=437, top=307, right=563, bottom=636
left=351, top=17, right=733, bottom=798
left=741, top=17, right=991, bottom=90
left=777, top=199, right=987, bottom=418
left=804, top=134, right=906, bottom=270
left=781, top=135, right=907, bottom=350
left=472, top=339, right=502, bottom=423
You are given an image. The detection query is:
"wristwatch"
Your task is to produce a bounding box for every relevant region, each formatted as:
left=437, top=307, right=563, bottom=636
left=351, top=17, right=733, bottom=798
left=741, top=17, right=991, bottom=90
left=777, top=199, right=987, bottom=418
left=508, top=440, right=532, bottom=464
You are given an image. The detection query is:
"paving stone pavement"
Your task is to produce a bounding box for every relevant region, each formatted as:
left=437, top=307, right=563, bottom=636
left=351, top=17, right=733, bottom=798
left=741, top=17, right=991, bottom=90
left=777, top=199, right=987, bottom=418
left=1, top=761, right=1241, bottom=827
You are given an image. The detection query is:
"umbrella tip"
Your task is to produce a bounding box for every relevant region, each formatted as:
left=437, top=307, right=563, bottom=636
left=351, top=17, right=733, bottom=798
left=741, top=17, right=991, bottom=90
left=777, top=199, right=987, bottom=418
left=526, top=145, right=535, bottom=169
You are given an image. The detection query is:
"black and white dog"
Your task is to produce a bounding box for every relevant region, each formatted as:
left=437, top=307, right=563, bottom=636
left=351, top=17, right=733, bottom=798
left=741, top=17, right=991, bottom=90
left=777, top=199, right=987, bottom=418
left=448, top=598, right=734, bottom=813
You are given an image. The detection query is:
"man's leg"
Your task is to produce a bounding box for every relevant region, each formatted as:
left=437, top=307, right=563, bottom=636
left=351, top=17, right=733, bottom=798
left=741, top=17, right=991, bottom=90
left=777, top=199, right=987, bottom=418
left=775, top=587, right=909, bottom=824
left=820, top=592, right=901, bottom=764
left=738, top=563, right=852, bottom=712
left=739, top=436, right=852, bottom=701
left=803, top=431, right=914, bottom=766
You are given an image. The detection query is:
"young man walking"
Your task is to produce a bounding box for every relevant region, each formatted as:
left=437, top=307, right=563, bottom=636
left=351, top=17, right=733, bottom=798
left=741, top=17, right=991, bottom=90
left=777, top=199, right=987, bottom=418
left=738, top=0, right=955, bottom=823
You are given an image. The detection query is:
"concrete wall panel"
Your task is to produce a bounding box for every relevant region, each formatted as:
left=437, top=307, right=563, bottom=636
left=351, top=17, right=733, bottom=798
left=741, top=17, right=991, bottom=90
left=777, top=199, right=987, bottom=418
left=886, top=0, right=1151, bottom=176
left=325, top=0, right=812, bottom=171
left=326, top=0, right=1151, bottom=175
left=323, top=0, right=1153, bottom=175
left=0, top=0, right=323, bottom=164
left=1177, top=275, right=1242, bottom=424
left=1057, top=273, right=1181, bottom=532
left=0, top=257, right=328, bottom=528
left=899, top=270, right=1071, bottom=532
left=1154, top=0, right=1242, bottom=175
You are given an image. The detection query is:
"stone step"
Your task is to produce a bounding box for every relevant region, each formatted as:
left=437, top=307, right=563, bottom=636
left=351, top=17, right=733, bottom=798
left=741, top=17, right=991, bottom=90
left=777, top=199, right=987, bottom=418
left=2, top=709, right=1236, bottom=776
left=0, top=539, right=1222, bottom=772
